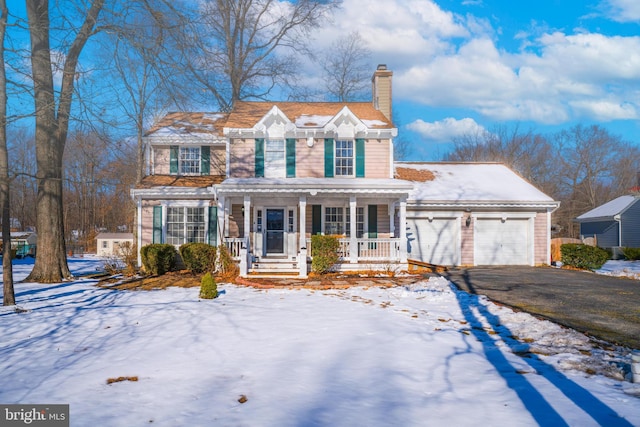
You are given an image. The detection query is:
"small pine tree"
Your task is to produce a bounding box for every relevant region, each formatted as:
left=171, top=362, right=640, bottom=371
left=199, top=272, right=218, bottom=299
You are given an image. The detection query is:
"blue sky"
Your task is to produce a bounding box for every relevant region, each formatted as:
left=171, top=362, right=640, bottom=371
left=305, top=0, right=640, bottom=160
left=6, top=0, right=640, bottom=162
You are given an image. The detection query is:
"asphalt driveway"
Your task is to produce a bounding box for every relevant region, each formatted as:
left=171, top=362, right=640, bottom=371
left=442, top=266, right=640, bottom=350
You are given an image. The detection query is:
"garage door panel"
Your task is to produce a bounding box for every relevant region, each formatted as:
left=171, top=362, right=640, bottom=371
left=407, top=218, right=459, bottom=265
left=476, top=218, right=529, bottom=265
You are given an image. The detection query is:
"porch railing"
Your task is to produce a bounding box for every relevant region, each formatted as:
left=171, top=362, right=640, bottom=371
left=223, top=237, right=246, bottom=260
left=305, top=237, right=401, bottom=262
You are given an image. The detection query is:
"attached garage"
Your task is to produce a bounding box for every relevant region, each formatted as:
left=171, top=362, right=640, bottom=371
left=407, top=216, right=460, bottom=265
left=396, top=162, right=559, bottom=267
left=474, top=216, right=532, bottom=265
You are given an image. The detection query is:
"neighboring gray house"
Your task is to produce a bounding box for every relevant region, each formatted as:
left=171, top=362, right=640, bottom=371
left=576, top=195, right=640, bottom=249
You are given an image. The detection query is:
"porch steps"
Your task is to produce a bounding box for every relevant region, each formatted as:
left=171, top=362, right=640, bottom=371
left=251, top=257, right=304, bottom=275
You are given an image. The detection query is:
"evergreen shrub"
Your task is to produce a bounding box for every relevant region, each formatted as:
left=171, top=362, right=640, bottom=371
left=560, top=243, right=609, bottom=270
left=199, top=272, right=218, bottom=299
left=311, top=235, right=340, bottom=274
left=180, top=242, right=217, bottom=274
left=140, top=243, right=177, bottom=275
left=622, top=247, right=640, bottom=260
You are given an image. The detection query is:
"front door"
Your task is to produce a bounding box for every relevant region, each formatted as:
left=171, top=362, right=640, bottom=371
left=266, top=209, right=285, bottom=254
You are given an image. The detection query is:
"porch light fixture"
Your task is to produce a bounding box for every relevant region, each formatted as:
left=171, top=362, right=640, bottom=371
left=465, top=215, right=471, bottom=227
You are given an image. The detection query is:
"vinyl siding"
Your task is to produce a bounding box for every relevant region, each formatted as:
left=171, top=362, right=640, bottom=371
left=154, top=147, right=171, bottom=174
left=229, top=138, right=256, bottom=178
left=534, top=212, right=548, bottom=265
left=580, top=220, right=619, bottom=248
left=296, top=139, right=325, bottom=178
left=621, top=200, right=640, bottom=247
left=364, top=139, right=392, bottom=178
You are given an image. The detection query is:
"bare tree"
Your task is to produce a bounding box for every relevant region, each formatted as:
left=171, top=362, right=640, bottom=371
left=320, top=31, right=371, bottom=102
left=0, top=0, right=14, bottom=305
left=178, top=0, right=338, bottom=111
left=25, top=0, right=104, bottom=283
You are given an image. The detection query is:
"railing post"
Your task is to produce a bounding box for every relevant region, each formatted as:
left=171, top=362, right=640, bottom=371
left=299, top=247, right=308, bottom=278
left=239, top=244, right=248, bottom=277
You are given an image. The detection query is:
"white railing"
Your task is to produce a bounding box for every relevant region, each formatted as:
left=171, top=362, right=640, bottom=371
left=305, top=237, right=401, bottom=262
left=223, top=237, right=246, bottom=260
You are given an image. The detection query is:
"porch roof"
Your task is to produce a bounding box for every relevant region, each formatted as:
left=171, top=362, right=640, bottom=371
left=215, top=178, right=413, bottom=196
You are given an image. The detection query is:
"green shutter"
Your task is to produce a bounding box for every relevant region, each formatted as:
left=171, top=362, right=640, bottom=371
left=286, top=138, right=296, bottom=177
left=153, top=206, right=163, bottom=243
left=201, top=146, right=210, bottom=175
left=208, top=206, right=218, bottom=245
left=368, top=205, right=378, bottom=238
left=169, top=146, right=178, bottom=174
left=324, top=138, right=334, bottom=177
left=312, top=205, right=322, bottom=235
left=356, top=138, right=365, bottom=177
left=255, top=138, right=264, bottom=177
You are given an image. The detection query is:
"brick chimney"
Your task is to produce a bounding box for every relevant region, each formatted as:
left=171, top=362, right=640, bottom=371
left=372, top=64, right=393, bottom=121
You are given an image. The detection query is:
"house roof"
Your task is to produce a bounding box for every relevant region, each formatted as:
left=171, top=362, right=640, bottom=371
left=96, top=232, right=134, bottom=240
left=396, top=162, right=558, bottom=207
left=145, top=112, right=228, bottom=137
left=135, top=175, right=225, bottom=189
left=224, top=101, right=394, bottom=129
left=575, top=195, right=638, bottom=221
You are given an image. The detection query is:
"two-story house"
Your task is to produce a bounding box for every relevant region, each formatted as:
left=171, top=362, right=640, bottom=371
left=131, top=65, right=559, bottom=276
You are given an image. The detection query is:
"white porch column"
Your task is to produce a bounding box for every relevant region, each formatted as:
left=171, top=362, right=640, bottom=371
left=223, top=197, right=231, bottom=238
left=389, top=203, right=395, bottom=237
left=299, top=196, right=307, bottom=248
left=349, top=196, right=357, bottom=264
left=399, top=199, right=407, bottom=263
left=217, top=196, right=225, bottom=245
left=243, top=195, right=251, bottom=239
left=136, top=197, right=142, bottom=267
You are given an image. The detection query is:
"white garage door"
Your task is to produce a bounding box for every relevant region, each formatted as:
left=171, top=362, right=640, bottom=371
left=407, top=218, right=459, bottom=266
left=475, top=218, right=529, bottom=265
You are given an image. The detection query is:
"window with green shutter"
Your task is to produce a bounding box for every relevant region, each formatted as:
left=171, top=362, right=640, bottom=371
left=324, top=139, right=334, bottom=177
left=312, top=205, right=322, bottom=235
left=169, top=146, right=179, bottom=174
left=201, top=146, right=210, bottom=175
left=356, top=138, right=365, bottom=177
left=255, top=138, right=264, bottom=177
left=286, top=138, right=296, bottom=177
left=153, top=206, right=163, bottom=243
left=208, top=206, right=217, bottom=245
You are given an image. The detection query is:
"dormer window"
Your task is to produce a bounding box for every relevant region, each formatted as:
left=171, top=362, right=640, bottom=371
left=169, top=146, right=210, bottom=176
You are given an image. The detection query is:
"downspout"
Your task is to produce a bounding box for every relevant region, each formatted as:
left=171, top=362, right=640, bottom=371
left=614, top=214, right=622, bottom=248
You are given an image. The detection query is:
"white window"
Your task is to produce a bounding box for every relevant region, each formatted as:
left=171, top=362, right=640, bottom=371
left=167, top=207, right=205, bottom=245
left=101, top=241, right=108, bottom=249
left=325, top=207, right=345, bottom=235
left=335, top=140, right=354, bottom=176
left=346, top=207, right=365, bottom=238
left=180, top=147, right=201, bottom=175
left=265, top=139, right=285, bottom=178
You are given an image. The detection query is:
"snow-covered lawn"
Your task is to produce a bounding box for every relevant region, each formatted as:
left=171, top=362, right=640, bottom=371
left=1, top=256, right=639, bottom=426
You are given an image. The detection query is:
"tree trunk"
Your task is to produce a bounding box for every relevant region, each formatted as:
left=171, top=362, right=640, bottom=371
left=0, top=0, right=14, bottom=304
left=24, top=0, right=104, bottom=282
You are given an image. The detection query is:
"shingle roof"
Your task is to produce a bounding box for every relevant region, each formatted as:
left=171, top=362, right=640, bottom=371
left=224, top=101, right=393, bottom=129
left=135, top=175, right=225, bottom=189
left=145, top=112, right=228, bottom=137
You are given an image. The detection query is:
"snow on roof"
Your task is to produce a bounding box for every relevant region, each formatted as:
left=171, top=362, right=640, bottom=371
left=294, top=114, right=335, bottom=127
left=397, top=162, right=556, bottom=204
left=576, top=195, right=638, bottom=221
left=146, top=112, right=227, bottom=137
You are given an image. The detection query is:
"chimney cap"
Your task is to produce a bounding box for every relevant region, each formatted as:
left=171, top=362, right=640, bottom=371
left=377, top=64, right=387, bottom=70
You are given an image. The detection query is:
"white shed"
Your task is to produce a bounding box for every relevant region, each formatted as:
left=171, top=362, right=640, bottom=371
left=96, top=233, right=134, bottom=257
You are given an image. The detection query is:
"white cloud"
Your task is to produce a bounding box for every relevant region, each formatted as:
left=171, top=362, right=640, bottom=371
left=305, top=0, right=640, bottom=125
left=601, top=0, right=640, bottom=22
left=406, top=117, right=486, bottom=142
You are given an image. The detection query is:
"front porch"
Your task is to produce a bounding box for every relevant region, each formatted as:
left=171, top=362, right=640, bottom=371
left=224, top=236, right=406, bottom=276
left=215, top=178, right=413, bottom=277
